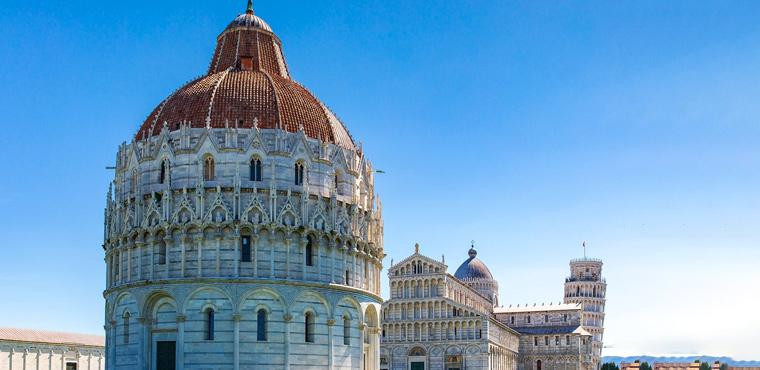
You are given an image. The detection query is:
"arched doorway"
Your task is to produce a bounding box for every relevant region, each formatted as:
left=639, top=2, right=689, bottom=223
left=408, top=347, right=427, bottom=370
left=537, top=360, right=543, bottom=370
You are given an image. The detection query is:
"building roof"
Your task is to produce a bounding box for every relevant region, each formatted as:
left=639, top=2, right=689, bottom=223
left=0, top=328, right=105, bottom=347
left=135, top=2, right=356, bottom=150
left=494, top=303, right=582, bottom=314
left=509, top=325, right=590, bottom=336
left=453, top=247, right=494, bottom=281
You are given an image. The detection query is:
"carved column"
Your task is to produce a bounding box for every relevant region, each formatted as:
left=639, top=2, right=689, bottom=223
left=234, top=229, right=241, bottom=277
left=252, top=235, right=259, bottom=278
left=164, top=236, right=173, bottom=280
left=180, top=236, right=188, bottom=277
left=135, top=239, right=145, bottom=281
left=283, top=314, right=293, bottom=370
left=195, top=235, right=203, bottom=277
left=176, top=315, right=186, bottom=370
left=269, top=233, right=275, bottom=278
left=149, top=236, right=155, bottom=280
left=233, top=314, right=241, bottom=370
left=127, top=242, right=133, bottom=282
left=215, top=233, right=222, bottom=276
left=327, top=319, right=335, bottom=370
left=285, top=238, right=291, bottom=279
left=139, top=316, right=150, bottom=370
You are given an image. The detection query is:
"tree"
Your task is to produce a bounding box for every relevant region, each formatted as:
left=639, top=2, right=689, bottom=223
left=640, top=362, right=653, bottom=370
left=602, top=363, right=620, bottom=370
left=720, top=363, right=728, bottom=370
left=699, top=362, right=711, bottom=370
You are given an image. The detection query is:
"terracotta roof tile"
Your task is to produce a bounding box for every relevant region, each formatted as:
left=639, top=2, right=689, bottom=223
left=136, top=12, right=355, bottom=149
left=0, top=328, right=104, bottom=347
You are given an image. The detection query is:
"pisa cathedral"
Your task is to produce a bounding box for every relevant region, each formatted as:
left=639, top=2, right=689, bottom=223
left=380, top=245, right=606, bottom=370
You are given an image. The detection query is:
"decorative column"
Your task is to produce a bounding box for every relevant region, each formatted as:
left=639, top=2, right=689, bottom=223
left=316, top=242, right=322, bottom=282
left=252, top=235, right=259, bottom=277
left=234, top=229, right=241, bottom=277
left=215, top=233, right=222, bottom=276
left=330, top=245, right=336, bottom=283
left=372, top=327, right=381, bottom=370
left=359, top=323, right=366, bottom=370
left=300, top=237, right=307, bottom=279
left=269, top=233, right=275, bottom=278
left=195, top=235, right=203, bottom=277
left=233, top=314, right=241, bottom=370
left=327, top=319, right=335, bottom=370
left=283, top=314, right=293, bottom=370
left=139, top=317, right=150, bottom=370
left=138, top=239, right=147, bottom=280
left=180, top=236, right=188, bottom=277
left=285, top=238, right=291, bottom=279
left=149, top=236, right=155, bottom=280
left=164, top=236, right=173, bottom=280
left=177, top=315, right=186, bottom=370
left=127, top=242, right=133, bottom=282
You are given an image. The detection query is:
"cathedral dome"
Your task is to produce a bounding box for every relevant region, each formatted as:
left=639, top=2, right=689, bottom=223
left=135, top=1, right=356, bottom=150
left=454, top=247, right=494, bottom=281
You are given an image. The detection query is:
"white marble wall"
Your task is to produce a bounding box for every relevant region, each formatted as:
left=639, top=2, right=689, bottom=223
left=0, top=342, right=104, bottom=370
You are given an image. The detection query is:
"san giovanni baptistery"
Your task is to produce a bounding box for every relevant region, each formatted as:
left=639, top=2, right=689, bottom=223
left=102, top=2, right=384, bottom=369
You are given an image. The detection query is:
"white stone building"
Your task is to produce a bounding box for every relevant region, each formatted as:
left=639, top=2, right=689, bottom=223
left=382, top=246, right=605, bottom=370
left=380, top=245, right=520, bottom=370
left=103, top=2, right=383, bottom=369
left=0, top=328, right=105, bottom=370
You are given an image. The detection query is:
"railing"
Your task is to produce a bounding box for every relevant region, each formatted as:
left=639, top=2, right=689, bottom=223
left=565, top=277, right=606, bottom=283
left=569, top=257, right=603, bottom=264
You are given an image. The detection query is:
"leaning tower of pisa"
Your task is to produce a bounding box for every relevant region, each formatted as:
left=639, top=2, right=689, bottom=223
left=563, top=255, right=606, bottom=369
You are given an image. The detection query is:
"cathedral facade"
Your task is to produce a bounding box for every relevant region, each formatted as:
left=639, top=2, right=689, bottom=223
left=381, top=245, right=606, bottom=370
left=102, top=2, right=383, bottom=370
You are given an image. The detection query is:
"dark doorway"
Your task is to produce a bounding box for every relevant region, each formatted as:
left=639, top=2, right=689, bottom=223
left=156, top=341, right=176, bottom=370
left=537, top=360, right=543, bottom=370
left=411, top=362, right=425, bottom=370
left=66, top=363, right=77, bottom=370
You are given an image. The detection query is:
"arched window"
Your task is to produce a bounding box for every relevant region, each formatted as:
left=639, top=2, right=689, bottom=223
left=157, top=241, right=167, bottom=265
left=205, top=308, right=215, bottom=341
left=576, top=286, right=580, bottom=296
left=159, top=159, right=169, bottom=184
left=294, top=162, right=304, bottom=185
left=343, top=315, right=351, bottom=345
left=304, top=312, right=315, bottom=343
left=241, top=234, right=252, bottom=262
left=123, top=312, right=130, bottom=344
left=250, top=157, right=262, bottom=181
left=204, top=156, right=215, bottom=181
left=305, top=235, right=314, bottom=267
left=257, top=309, right=268, bottom=341
left=345, top=270, right=351, bottom=285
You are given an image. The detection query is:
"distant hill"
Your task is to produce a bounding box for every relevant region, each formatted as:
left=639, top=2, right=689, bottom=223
left=603, top=356, right=760, bottom=367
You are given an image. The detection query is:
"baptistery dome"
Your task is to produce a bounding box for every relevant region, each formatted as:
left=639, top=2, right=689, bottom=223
left=136, top=1, right=355, bottom=149
left=103, top=3, right=383, bottom=370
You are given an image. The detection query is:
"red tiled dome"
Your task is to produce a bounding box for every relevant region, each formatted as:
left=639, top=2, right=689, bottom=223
left=136, top=4, right=356, bottom=149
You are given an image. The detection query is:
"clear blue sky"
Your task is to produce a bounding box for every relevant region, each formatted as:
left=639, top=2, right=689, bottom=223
left=1, top=0, right=759, bottom=360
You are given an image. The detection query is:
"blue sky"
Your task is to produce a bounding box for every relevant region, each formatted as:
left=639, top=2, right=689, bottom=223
left=1, top=0, right=759, bottom=360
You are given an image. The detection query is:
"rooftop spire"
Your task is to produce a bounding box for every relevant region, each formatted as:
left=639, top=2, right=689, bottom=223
left=246, top=0, right=254, bottom=14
